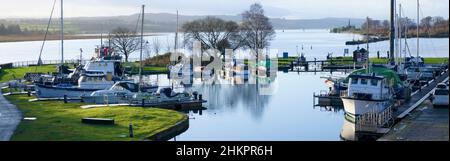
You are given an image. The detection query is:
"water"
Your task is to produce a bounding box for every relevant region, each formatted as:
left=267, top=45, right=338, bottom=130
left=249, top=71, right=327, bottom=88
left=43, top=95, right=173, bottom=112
left=0, top=29, right=448, bottom=64
left=0, top=29, right=448, bottom=140
left=139, top=72, right=347, bottom=141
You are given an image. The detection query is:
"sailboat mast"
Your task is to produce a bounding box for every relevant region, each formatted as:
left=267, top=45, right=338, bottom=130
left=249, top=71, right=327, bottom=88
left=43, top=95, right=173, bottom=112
left=416, top=0, right=420, bottom=65
left=175, top=10, right=179, bottom=52
left=60, top=0, right=64, bottom=72
left=397, top=4, right=403, bottom=64
left=389, top=0, right=396, bottom=64
left=139, top=5, right=145, bottom=93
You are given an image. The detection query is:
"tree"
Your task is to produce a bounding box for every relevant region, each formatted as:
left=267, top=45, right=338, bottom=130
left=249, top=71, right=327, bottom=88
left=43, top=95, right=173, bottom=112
left=241, top=3, right=275, bottom=52
left=182, top=16, right=242, bottom=53
left=152, top=37, right=161, bottom=56
left=109, top=27, right=140, bottom=62
left=7, top=24, right=22, bottom=34
left=0, top=24, right=6, bottom=35
left=420, top=16, right=433, bottom=31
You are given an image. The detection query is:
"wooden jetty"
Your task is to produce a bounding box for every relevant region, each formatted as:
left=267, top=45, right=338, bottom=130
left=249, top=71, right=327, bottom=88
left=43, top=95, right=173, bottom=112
left=313, top=91, right=343, bottom=107
left=288, top=58, right=363, bottom=72
left=80, top=99, right=207, bottom=111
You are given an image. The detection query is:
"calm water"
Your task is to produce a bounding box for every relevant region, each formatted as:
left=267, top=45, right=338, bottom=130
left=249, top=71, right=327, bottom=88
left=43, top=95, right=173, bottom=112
left=0, top=29, right=448, bottom=64
left=0, top=29, right=448, bottom=140
left=138, top=72, right=347, bottom=141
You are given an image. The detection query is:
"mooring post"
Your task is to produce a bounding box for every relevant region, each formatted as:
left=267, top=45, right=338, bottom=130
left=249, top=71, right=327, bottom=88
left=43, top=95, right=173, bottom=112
left=129, top=123, right=134, bottom=138
left=64, top=95, right=68, bottom=103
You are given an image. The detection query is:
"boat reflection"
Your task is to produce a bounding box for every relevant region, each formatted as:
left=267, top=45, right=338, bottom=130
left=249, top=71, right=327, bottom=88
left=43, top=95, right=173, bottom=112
left=340, top=114, right=384, bottom=141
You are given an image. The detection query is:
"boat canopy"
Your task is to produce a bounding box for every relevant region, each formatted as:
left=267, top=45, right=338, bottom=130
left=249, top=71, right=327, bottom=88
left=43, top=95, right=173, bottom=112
left=346, top=66, right=403, bottom=86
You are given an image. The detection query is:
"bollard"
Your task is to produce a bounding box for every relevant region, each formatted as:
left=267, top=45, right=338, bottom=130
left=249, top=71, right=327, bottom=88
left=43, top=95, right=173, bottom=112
left=64, top=95, right=68, bottom=103
left=129, top=123, right=134, bottom=138
left=193, top=92, right=198, bottom=100
left=142, top=99, right=145, bottom=107
left=27, top=90, right=31, bottom=97
left=199, top=94, right=203, bottom=101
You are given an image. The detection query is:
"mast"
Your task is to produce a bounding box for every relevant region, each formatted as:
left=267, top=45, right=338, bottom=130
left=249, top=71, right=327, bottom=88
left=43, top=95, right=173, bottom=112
left=175, top=10, right=179, bottom=52
left=366, top=16, right=370, bottom=73
left=60, top=0, right=64, bottom=75
left=139, top=5, right=145, bottom=93
left=416, top=0, right=420, bottom=65
left=398, top=4, right=402, bottom=66
left=389, top=0, right=396, bottom=64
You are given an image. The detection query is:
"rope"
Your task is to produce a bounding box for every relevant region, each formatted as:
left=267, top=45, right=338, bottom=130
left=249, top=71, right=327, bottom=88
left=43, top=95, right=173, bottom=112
left=36, top=0, right=57, bottom=72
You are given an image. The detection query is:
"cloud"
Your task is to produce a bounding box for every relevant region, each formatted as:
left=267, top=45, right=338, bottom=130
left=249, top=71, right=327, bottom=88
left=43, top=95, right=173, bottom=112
left=0, top=0, right=447, bottom=19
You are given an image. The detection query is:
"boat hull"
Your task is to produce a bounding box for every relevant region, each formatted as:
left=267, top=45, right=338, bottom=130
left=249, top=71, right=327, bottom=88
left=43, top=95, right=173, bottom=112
left=35, top=84, right=102, bottom=98
left=341, top=98, right=391, bottom=116
left=82, top=96, right=130, bottom=104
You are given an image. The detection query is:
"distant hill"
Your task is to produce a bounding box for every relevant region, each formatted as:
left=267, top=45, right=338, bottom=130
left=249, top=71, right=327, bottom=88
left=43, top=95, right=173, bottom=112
left=1, top=13, right=365, bottom=34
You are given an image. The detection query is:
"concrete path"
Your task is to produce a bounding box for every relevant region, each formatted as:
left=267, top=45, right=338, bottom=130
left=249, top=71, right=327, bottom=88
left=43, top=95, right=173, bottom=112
left=379, top=101, right=449, bottom=141
left=0, top=82, right=22, bottom=141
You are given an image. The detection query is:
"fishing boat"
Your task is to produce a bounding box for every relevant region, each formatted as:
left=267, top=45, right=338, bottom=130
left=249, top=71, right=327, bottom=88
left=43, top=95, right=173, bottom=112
left=341, top=67, right=403, bottom=117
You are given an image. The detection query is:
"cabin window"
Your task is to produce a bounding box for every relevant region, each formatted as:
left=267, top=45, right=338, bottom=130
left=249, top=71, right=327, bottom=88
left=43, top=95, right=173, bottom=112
left=351, top=78, right=358, bottom=84
left=361, top=79, right=368, bottom=85
left=435, top=90, right=449, bottom=95
left=371, top=79, right=379, bottom=86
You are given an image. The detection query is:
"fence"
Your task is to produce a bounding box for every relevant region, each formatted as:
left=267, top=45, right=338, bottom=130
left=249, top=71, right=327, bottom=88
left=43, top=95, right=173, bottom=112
left=9, top=58, right=142, bottom=68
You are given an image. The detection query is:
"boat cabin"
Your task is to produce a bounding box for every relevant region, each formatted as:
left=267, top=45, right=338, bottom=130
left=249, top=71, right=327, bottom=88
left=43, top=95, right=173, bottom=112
left=346, top=74, right=391, bottom=101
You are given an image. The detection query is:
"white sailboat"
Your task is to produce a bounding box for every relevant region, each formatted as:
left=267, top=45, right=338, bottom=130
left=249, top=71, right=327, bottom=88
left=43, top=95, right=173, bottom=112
left=34, top=0, right=128, bottom=98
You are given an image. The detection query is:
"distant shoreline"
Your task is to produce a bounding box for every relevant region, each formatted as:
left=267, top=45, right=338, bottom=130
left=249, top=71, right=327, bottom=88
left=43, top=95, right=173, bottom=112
left=0, top=33, right=166, bottom=43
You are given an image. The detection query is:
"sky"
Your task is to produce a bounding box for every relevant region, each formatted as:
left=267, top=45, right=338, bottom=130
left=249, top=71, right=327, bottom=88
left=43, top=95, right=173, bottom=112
left=0, top=0, right=448, bottom=20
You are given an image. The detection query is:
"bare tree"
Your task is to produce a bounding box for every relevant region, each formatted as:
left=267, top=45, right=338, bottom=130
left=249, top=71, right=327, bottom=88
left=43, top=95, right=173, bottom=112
left=166, top=36, right=172, bottom=53
left=241, top=3, right=275, bottom=53
left=110, top=27, right=139, bottom=62
left=182, top=16, right=242, bottom=54
left=152, top=37, right=161, bottom=56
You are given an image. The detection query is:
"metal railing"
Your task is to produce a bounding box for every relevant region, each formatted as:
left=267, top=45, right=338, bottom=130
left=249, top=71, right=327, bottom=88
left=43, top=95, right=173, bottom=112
left=9, top=58, right=142, bottom=68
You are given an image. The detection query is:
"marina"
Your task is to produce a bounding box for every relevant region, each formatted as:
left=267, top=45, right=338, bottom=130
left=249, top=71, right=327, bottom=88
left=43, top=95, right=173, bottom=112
left=0, top=0, right=448, bottom=142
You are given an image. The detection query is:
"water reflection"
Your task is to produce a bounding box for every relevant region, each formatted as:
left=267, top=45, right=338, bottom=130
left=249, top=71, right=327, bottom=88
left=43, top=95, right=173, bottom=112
left=134, top=72, right=352, bottom=141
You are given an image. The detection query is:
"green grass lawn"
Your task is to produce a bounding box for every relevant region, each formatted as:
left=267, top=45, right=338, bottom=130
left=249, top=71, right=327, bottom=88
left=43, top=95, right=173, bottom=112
left=123, top=62, right=168, bottom=75
left=370, top=57, right=449, bottom=65
left=4, top=93, right=186, bottom=141
left=0, top=65, right=56, bottom=83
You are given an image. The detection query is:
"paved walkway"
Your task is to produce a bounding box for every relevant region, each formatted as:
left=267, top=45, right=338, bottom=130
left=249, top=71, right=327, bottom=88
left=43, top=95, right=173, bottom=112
left=379, top=101, right=449, bottom=141
left=0, top=82, right=22, bottom=141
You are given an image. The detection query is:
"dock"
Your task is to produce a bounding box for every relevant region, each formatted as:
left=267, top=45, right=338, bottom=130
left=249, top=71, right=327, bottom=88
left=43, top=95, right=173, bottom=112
left=130, top=99, right=207, bottom=110
left=393, top=69, right=449, bottom=120
left=378, top=101, right=448, bottom=141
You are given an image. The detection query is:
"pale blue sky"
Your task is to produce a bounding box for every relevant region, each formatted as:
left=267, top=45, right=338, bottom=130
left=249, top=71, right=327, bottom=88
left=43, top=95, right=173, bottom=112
left=0, top=0, right=448, bottom=19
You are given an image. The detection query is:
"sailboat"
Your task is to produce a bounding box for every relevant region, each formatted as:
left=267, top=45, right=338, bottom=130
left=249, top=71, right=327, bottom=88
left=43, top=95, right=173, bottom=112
left=34, top=0, right=129, bottom=98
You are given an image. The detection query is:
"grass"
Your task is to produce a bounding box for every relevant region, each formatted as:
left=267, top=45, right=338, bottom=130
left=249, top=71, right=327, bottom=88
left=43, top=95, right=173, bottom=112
left=370, top=57, right=449, bottom=65
left=0, top=65, right=57, bottom=83
left=4, top=93, right=186, bottom=141
left=123, top=62, right=168, bottom=75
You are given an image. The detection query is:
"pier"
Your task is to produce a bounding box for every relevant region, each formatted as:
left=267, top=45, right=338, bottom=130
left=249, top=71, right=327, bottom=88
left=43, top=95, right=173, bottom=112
left=394, top=69, right=449, bottom=120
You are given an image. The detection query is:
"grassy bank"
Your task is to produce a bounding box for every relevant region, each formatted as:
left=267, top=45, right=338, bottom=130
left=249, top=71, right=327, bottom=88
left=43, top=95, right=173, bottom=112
left=124, top=62, right=168, bottom=75
left=0, top=65, right=56, bottom=83
left=0, top=34, right=104, bottom=43
left=370, top=57, right=449, bottom=65
left=3, top=92, right=186, bottom=141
